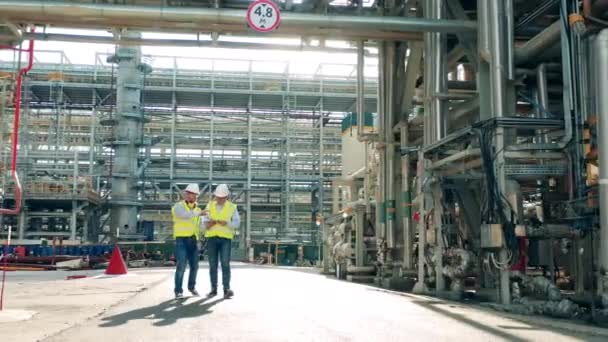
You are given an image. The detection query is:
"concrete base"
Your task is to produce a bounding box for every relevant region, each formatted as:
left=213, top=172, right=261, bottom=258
left=0, top=309, right=36, bottom=323
left=346, top=275, right=375, bottom=284
left=412, top=281, right=429, bottom=294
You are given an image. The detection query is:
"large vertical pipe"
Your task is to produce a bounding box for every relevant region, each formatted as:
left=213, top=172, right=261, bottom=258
left=489, top=0, right=511, bottom=305
left=423, top=0, right=435, bottom=145
left=401, top=124, right=412, bottom=269
left=209, top=108, right=214, bottom=184
left=319, top=99, right=325, bottom=249
left=489, top=1, right=507, bottom=118
left=596, top=29, right=608, bottom=294
left=385, top=42, right=396, bottom=249
left=356, top=41, right=366, bottom=140
left=412, top=152, right=428, bottom=294
left=432, top=0, right=447, bottom=141
left=170, top=92, right=176, bottom=190
left=537, top=63, right=550, bottom=143
left=376, top=41, right=386, bottom=242
left=246, top=111, right=252, bottom=251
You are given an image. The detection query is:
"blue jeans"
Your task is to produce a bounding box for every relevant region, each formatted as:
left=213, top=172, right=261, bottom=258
left=174, top=237, right=199, bottom=295
left=207, top=237, right=232, bottom=291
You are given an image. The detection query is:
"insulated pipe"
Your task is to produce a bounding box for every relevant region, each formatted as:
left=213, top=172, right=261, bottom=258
left=537, top=63, right=550, bottom=144
left=356, top=41, right=372, bottom=141
left=8, top=32, right=369, bottom=54
left=385, top=42, right=396, bottom=249
left=376, top=42, right=386, bottom=243
left=0, top=1, right=477, bottom=37
left=514, top=21, right=561, bottom=66
left=596, top=29, right=608, bottom=294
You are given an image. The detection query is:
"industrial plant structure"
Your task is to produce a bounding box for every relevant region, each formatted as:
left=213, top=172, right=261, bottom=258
left=0, top=0, right=608, bottom=319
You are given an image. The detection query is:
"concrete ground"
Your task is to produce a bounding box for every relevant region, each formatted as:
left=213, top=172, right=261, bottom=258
left=2, top=263, right=608, bottom=342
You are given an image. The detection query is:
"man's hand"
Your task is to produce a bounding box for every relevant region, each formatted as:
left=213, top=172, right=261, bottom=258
left=198, top=209, right=209, bottom=216
left=205, top=220, right=217, bottom=229
left=217, top=220, right=227, bottom=226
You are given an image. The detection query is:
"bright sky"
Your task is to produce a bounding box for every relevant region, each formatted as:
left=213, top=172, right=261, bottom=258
left=0, top=28, right=379, bottom=77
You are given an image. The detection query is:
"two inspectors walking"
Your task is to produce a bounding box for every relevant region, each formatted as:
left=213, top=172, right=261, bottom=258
left=171, top=183, right=239, bottom=300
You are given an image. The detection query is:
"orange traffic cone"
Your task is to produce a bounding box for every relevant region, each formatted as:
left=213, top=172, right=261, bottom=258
left=105, top=245, right=128, bottom=275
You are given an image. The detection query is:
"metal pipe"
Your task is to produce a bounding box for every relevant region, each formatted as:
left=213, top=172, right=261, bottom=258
left=514, top=21, right=561, bottom=66
left=401, top=123, right=413, bottom=269
left=596, top=29, right=608, bottom=295
left=412, top=152, right=428, bottom=294
left=376, top=42, right=386, bottom=242
left=489, top=0, right=507, bottom=118
left=385, top=42, right=396, bottom=249
left=9, top=32, right=371, bottom=53
left=0, top=1, right=477, bottom=37
left=505, top=0, right=515, bottom=80
left=356, top=41, right=372, bottom=141
left=429, top=148, right=481, bottom=170
left=423, top=0, right=434, bottom=146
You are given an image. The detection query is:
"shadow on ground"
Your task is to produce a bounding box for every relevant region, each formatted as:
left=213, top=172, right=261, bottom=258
left=99, top=296, right=225, bottom=328
left=365, top=287, right=606, bottom=341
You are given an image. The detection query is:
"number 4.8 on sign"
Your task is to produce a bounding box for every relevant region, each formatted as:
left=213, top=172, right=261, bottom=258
left=246, top=0, right=281, bottom=33
left=254, top=6, right=274, bottom=18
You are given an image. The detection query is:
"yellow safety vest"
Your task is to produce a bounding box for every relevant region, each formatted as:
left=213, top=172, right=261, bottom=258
left=205, top=200, right=237, bottom=239
left=171, top=201, right=200, bottom=239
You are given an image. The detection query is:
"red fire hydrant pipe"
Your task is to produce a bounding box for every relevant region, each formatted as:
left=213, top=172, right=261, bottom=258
left=0, top=27, right=35, bottom=311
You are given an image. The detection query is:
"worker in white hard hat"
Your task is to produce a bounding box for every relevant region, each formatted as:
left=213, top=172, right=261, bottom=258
left=201, top=183, right=240, bottom=299
left=171, top=183, right=207, bottom=298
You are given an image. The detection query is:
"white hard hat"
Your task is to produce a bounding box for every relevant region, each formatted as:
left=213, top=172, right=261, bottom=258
left=184, top=183, right=200, bottom=195
left=214, top=184, right=230, bottom=197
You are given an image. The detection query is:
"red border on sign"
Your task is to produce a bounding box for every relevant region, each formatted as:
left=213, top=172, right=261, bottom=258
left=246, top=0, right=281, bottom=33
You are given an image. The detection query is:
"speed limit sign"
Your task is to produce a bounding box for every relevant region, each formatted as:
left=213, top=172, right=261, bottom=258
left=246, top=0, right=281, bottom=33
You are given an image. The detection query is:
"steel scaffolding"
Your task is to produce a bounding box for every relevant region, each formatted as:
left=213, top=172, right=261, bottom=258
left=0, top=50, right=378, bottom=245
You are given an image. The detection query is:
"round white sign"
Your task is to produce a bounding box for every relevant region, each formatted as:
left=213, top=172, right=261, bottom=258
left=246, top=0, right=281, bottom=33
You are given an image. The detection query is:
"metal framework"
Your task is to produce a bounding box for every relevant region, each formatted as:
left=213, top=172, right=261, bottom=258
left=0, top=49, right=377, bottom=247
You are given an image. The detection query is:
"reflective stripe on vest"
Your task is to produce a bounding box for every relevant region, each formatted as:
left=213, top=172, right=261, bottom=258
left=205, top=201, right=236, bottom=239
left=171, top=201, right=200, bottom=239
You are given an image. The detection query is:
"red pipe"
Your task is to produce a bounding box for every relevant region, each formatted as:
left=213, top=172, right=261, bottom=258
left=0, top=27, right=35, bottom=311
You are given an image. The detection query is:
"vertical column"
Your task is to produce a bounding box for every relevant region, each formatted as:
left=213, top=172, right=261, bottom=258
left=170, top=92, right=176, bottom=193
left=245, top=101, right=252, bottom=251
left=319, top=99, right=325, bottom=255
left=17, top=210, right=25, bottom=240
left=479, top=0, right=514, bottom=305
left=401, top=125, right=413, bottom=269
left=596, top=29, right=608, bottom=295
left=108, top=30, right=148, bottom=239
left=70, top=200, right=77, bottom=241
left=376, top=41, right=386, bottom=242
left=385, top=42, right=396, bottom=249
left=209, top=104, right=214, bottom=185
left=284, top=110, right=290, bottom=236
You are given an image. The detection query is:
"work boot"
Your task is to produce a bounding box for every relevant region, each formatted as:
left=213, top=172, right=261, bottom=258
left=189, top=289, right=200, bottom=296
left=224, top=289, right=234, bottom=299
left=207, top=289, right=217, bottom=298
